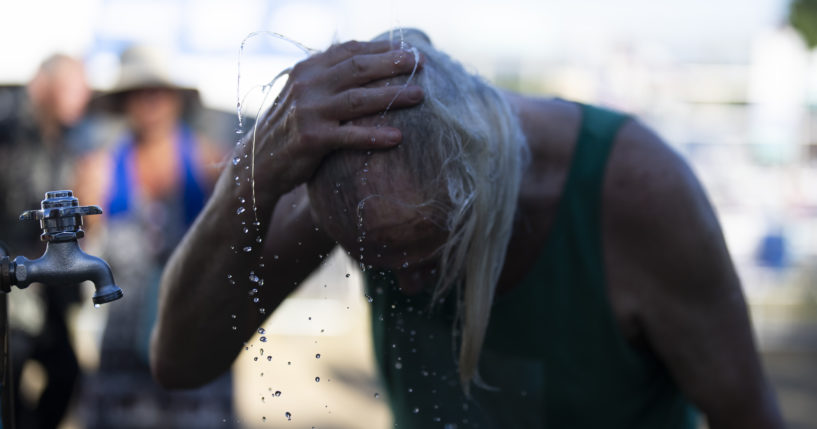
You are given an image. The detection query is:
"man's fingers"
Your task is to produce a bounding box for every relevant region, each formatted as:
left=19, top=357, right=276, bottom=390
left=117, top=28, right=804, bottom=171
left=330, top=125, right=404, bottom=150
left=319, top=40, right=397, bottom=67
left=326, top=49, right=422, bottom=90
left=326, top=85, right=424, bottom=121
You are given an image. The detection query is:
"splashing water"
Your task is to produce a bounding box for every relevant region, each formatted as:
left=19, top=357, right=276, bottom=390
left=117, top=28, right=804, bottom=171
left=231, top=32, right=319, bottom=318
left=236, top=31, right=316, bottom=129
left=380, top=31, right=420, bottom=117
left=235, top=32, right=316, bottom=239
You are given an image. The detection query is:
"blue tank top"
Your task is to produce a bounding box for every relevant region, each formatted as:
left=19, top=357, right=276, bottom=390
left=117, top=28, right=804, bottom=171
left=106, top=124, right=207, bottom=226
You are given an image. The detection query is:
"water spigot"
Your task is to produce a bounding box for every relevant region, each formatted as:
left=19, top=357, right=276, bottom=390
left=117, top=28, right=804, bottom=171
left=0, top=190, right=123, bottom=305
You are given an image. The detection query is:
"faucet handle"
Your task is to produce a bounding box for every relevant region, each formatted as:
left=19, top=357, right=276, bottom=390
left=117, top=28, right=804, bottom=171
left=19, top=205, right=102, bottom=221
left=18, top=190, right=103, bottom=242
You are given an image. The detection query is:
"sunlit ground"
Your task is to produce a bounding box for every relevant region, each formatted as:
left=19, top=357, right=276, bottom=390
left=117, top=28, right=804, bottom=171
left=232, top=249, right=391, bottom=429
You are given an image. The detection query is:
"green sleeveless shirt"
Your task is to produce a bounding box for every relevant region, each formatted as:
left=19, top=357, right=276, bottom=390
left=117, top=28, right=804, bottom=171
left=365, top=104, right=698, bottom=428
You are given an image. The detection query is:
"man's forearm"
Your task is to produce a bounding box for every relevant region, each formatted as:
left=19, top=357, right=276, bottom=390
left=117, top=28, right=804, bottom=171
left=150, top=162, right=281, bottom=388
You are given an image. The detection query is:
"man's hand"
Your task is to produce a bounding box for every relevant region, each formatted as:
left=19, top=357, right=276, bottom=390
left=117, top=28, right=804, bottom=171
left=151, top=39, right=423, bottom=389
left=248, top=40, right=424, bottom=200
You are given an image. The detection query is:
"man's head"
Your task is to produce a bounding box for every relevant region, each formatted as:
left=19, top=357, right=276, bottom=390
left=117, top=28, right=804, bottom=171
left=307, top=29, right=528, bottom=388
left=101, top=44, right=198, bottom=136
left=27, top=54, right=91, bottom=129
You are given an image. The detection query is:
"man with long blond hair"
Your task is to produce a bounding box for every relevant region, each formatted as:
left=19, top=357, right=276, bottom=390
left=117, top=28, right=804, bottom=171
left=151, top=30, right=783, bottom=428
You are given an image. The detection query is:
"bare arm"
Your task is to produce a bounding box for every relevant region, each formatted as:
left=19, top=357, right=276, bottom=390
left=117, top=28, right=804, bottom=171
left=604, top=120, right=784, bottom=428
left=150, top=40, right=424, bottom=388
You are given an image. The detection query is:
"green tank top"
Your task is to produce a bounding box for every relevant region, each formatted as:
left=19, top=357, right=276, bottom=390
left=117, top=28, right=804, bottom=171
left=365, top=103, right=698, bottom=428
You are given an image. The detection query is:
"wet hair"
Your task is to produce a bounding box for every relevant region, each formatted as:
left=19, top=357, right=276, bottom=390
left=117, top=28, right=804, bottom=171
left=308, top=29, right=528, bottom=391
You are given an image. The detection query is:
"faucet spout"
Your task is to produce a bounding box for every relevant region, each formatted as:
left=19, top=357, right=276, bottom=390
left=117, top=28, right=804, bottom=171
left=12, top=240, right=122, bottom=305
left=0, top=190, right=124, bottom=305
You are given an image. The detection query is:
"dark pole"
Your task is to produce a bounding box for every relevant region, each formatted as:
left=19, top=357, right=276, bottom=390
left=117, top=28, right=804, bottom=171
left=0, top=241, right=13, bottom=429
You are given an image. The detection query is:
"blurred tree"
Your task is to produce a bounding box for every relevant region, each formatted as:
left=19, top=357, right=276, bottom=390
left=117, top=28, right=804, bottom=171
left=790, top=0, right=817, bottom=49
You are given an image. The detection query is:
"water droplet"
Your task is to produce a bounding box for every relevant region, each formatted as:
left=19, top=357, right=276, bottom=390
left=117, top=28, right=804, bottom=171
left=243, top=246, right=253, bottom=252
left=315, top=376, right=320, bottom=382
left=345, top=273, right=350, bottom=278
left=236, top=206, right=246, bottom=215
left=232, top=156, right=241, bottom=166
left=366, top=295, right=374, bottom=303
left=402, top=262, right=409, bottom=268
left=232, top=325, right=237, bottom=330
left=275, top=390, right=282, bottom=397
left=260, top=336, right=267, bottom=342
left=253, top=297, right=259, bottom=303
left=259, top=307, right=266, bottom=315
left=412, top=407, right=420, bottom=414
left=254, top=357, right=258, bottom=361
left=267, top=355, right=272, bottom=361
left=374, top=392, right=380, bottom=399
left=256, top=236, right=262, bottom=243
left=231, top=314, right=237, bottom=319
left=274, top=255, right=279, bottom=260
left=94, top=304, right=100, bottom=308
left=243, top=227, right=249, bottom=234
left=285, top=411, right=292, bottom=421
left=258, top=327, right=266, bottom=334
left=394, top=362, right=403, bottom=370
left=315, top=353, right=321, bottom=359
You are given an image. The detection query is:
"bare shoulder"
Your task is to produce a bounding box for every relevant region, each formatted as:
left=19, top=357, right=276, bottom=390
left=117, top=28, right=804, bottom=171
left=602, top=117, right=784, bottom=426
left=604, top=118, right=712, bottom=228
left=602, top=116, right=734, bottom=314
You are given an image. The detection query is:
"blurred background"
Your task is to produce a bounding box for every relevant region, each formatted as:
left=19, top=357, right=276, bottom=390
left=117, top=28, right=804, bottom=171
left=1, top=0, right=816, bottom=428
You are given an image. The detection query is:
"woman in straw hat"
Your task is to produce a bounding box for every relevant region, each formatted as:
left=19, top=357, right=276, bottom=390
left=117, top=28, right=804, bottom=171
left=75, top=44, right=230, bottom=428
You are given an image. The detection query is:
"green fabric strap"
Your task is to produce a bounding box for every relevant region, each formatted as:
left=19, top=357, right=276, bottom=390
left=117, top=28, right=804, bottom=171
left=367, top=103, right=697, bottom=428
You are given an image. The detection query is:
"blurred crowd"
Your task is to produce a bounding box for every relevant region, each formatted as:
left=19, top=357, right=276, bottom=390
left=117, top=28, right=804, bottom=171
left=0, top=45, right=234, bottom=429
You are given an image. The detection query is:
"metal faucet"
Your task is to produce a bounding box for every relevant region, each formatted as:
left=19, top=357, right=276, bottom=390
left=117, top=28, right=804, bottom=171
left=0, top=190, right=122, bottom=305
left=0, top=190, right=122, bottom=428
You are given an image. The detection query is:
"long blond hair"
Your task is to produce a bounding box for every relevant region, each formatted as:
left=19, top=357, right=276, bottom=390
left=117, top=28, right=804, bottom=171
left=311, top=29, right=528, bottom=391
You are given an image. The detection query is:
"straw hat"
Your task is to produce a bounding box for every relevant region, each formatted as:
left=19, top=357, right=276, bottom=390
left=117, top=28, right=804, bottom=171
left=96, top=44, right=199, bottom=113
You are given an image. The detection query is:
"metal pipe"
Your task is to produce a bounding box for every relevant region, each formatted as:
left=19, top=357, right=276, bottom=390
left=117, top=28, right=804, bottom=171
left=0, top=190, right=123, bottom=429
left=0, top=241, right=13, bottom=429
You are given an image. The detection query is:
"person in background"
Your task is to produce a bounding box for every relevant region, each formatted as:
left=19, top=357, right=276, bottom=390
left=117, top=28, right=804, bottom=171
left=74, top=44, right=228, bottom=429
left=152, top=29, right=784, bottom=428
left=0, top=53, right=92, bottom=429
